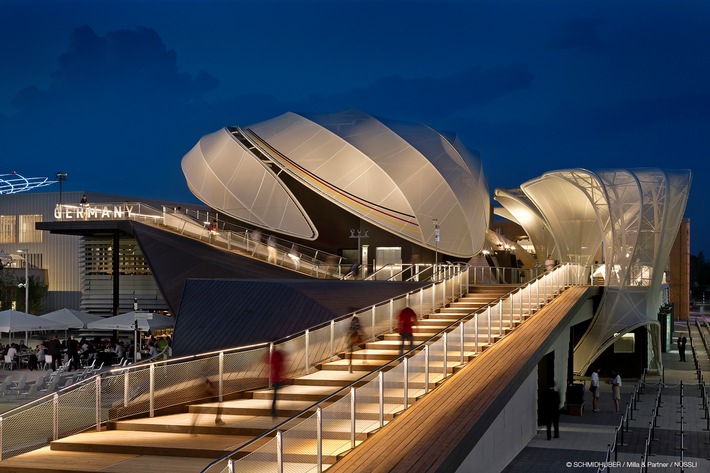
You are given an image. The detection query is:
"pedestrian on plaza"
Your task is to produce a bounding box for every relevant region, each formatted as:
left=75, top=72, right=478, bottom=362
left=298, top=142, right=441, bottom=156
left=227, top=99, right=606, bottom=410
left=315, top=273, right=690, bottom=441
left=67, top=335, right=80, bottom=371
left=590, top=367, right=601, bottom=412
left=47, top=335, right=61, bottom=371
left=397, top=306, right=418, bottom=356
left=611, top=370, right=622, bottom=413
left=347, top=315, right=364, bottom=373
left=267, top=347, right=286, bottom=420
left=677, top=333, right=687, bottom=362
left=541, top=379, right=560, bottom=440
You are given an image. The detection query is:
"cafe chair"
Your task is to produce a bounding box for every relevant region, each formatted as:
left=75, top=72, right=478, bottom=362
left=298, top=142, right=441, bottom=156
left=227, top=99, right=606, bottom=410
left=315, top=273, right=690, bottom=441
left=43, top=354, right=53, bottom=370
left=3, top=354, right=17, bottom=371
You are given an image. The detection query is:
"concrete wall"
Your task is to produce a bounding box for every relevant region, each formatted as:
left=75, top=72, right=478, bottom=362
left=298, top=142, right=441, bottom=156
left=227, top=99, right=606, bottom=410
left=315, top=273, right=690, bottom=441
left=456, top=368, right=538, bottom=473
left=455, top=295, right=596, bottom=472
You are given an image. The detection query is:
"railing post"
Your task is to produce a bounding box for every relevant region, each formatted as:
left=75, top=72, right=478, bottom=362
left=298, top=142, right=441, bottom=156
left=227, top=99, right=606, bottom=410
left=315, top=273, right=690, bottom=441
left=443, top=332, right=448, bottom=378
left=475, top=313, right=479, bottom=353
left=499, top=302, right=504, bottom=337
left=305, top=329, right=310, bottom=375
left=276, top=430, right=284, bottom=473
left=0, top=416, right=3, bottom=461
left=390, top=299, right=394, bottom=332
left=350, top=387, right=357, bottom=449
left=330, top=320, right=335, bottom=359
left=419, top=288, right=424, bottom=319
left=379, top=371, right=385, bottom=428
left=460, top=322, right=465, bottom=365
left=425, top=345, right=430, bottom=394
left=53, top=392, right=59, bottom=440
left=96, top=375, right=102, bottom=431
left=317, top=406, right=323, bottom=473
left=149, top=363, right=155, bottom=417
left=219, top=351, right=225, bottom=401
left=487, top=307, right=492, bottom=345
left=124, top=369, right=130, bottom=407
left=404, top=357, right=409, bottom=409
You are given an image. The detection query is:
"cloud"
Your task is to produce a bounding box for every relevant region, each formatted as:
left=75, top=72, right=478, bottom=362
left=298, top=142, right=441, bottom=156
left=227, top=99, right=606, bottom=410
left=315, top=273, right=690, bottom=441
left=546, top=17, right=607, bottom=51
left=11, top=25, right=219, bottom=113
left=291, top=64, right=534, bottom=119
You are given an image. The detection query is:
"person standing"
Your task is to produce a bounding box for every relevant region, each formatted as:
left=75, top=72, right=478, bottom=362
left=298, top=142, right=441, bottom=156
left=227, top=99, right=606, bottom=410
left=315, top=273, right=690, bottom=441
left=611, top=370, right=622, bottom=413
left=48, top=335, right=62, bottom=371
left=397, top=307, right=418, bottom=356
left=347, top=316, right=364, bottom=373
left=541, top=380, right=560, bottom=440
left=677, top=334, right=687, bottom=362
left=67, top=335, right=80, bottom=371
left=268, top=347, right=285, bottom=420
left=590, top=367, right=601, bottom=412
left=544, top=255, right=555, bottom=271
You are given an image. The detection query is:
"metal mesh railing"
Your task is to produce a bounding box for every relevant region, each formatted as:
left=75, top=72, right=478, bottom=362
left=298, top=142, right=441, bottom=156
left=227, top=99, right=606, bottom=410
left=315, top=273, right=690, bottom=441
left=204, top=264, right=586, bottom=473
left=0, top=264, right=470, bottom=461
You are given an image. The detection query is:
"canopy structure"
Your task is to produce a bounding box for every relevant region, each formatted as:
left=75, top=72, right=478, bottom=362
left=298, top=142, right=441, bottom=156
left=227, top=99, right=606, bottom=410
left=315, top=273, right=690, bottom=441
left=495, top=168, right=692, bottom=374
left=40, top=308, right=103, bottom=330
left=181, top=110, right=490, bottom=258
left=87, top=312, right=175, bottom=331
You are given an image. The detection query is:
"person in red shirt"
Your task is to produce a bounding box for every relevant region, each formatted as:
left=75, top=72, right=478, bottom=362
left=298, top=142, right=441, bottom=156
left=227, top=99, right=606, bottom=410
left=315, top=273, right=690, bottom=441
left=398, top=307, right=418, bottom=356
left=267, top=348, right=285, bottom=420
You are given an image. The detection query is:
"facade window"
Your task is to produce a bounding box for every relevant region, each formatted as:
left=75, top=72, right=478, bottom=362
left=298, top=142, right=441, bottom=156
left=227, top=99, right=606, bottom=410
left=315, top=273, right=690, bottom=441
left=0, top=215, right=17, bottom=243
left=19, top=214, right=43, bottom=243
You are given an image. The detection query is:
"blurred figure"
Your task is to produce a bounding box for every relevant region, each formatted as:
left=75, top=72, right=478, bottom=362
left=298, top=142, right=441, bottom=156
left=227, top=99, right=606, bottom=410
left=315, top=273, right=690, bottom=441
left=190, top=365, right=224, bottom=435
left=611, top=370, right=622, bottom=413
left=267, top=236, right=278, bottom=264
left=544, top=255, right=554, bottom=271
left=347, top=316, right=364, bottom=373
left=397, top=307, right=418, bottom=356
left=267, top=348, right=286, bottom=420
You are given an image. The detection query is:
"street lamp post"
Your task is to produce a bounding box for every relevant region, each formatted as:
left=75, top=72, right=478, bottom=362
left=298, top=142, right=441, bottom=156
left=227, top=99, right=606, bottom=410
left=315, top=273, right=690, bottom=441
left=16, top=248, right=29, bottom=313
left=55, top=172, right=68, bottom=207
left=349, top=228, right=369, bottom=277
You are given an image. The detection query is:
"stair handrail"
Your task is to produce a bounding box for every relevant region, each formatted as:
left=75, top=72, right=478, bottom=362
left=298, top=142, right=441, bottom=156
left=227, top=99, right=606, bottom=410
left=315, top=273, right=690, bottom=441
left=199, top=263, right=587, bottom=473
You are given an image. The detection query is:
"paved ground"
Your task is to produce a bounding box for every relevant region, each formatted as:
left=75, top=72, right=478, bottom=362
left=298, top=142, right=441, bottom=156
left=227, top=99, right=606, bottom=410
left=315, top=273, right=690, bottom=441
left=503, top=316, right=710, bottom=473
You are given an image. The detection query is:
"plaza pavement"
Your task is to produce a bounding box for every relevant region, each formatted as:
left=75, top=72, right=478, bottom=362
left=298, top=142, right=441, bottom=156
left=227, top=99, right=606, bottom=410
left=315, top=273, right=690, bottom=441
left=503, top=317, right=710, bottom=473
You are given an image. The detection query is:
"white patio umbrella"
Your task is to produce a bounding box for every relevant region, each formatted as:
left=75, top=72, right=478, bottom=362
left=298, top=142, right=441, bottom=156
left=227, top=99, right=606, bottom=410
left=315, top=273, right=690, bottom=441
left=40, top=308, right=104, bottom=330
left=0, top=309, right=69, bottom=344
left=87, top=312, right=175, bottom=331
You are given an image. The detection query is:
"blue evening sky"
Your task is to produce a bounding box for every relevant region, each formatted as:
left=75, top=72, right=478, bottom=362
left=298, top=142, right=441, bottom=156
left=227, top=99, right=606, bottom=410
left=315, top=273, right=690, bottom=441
left=1, top=0, right=708, bottom=253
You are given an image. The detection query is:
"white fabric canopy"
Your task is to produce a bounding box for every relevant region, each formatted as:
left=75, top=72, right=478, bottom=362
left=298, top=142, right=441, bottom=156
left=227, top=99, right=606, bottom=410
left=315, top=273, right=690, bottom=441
left=40, top=308, right=104, bottom=330
left=87, top=312, right=175, bottom=331
left=0, top=309, right=69, bottom=332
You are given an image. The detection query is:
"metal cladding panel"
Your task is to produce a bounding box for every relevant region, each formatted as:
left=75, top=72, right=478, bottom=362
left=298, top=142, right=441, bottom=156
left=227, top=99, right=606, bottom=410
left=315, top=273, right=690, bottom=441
left=521, top=172, right=603, bottom=266
left=245, top=110, right=487, bottom=257
left=130, top=221, right=306, bottom=315
left=494, top=188, right=556, bottom=263
left=181, top=128, right=315, bottom=239
left=0, top=191, right=83, bottom=312
left=172, top=278, right=428, bottom=357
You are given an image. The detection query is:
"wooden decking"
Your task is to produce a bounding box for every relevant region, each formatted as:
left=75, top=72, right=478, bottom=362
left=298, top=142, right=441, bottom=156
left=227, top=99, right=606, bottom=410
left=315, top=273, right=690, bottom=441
left=327, top=286, right=596, bottom=473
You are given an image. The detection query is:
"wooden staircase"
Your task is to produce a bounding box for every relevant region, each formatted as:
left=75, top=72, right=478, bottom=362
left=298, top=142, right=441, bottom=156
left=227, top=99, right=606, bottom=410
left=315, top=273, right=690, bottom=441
left=0, top=284, right=532, bottom=473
